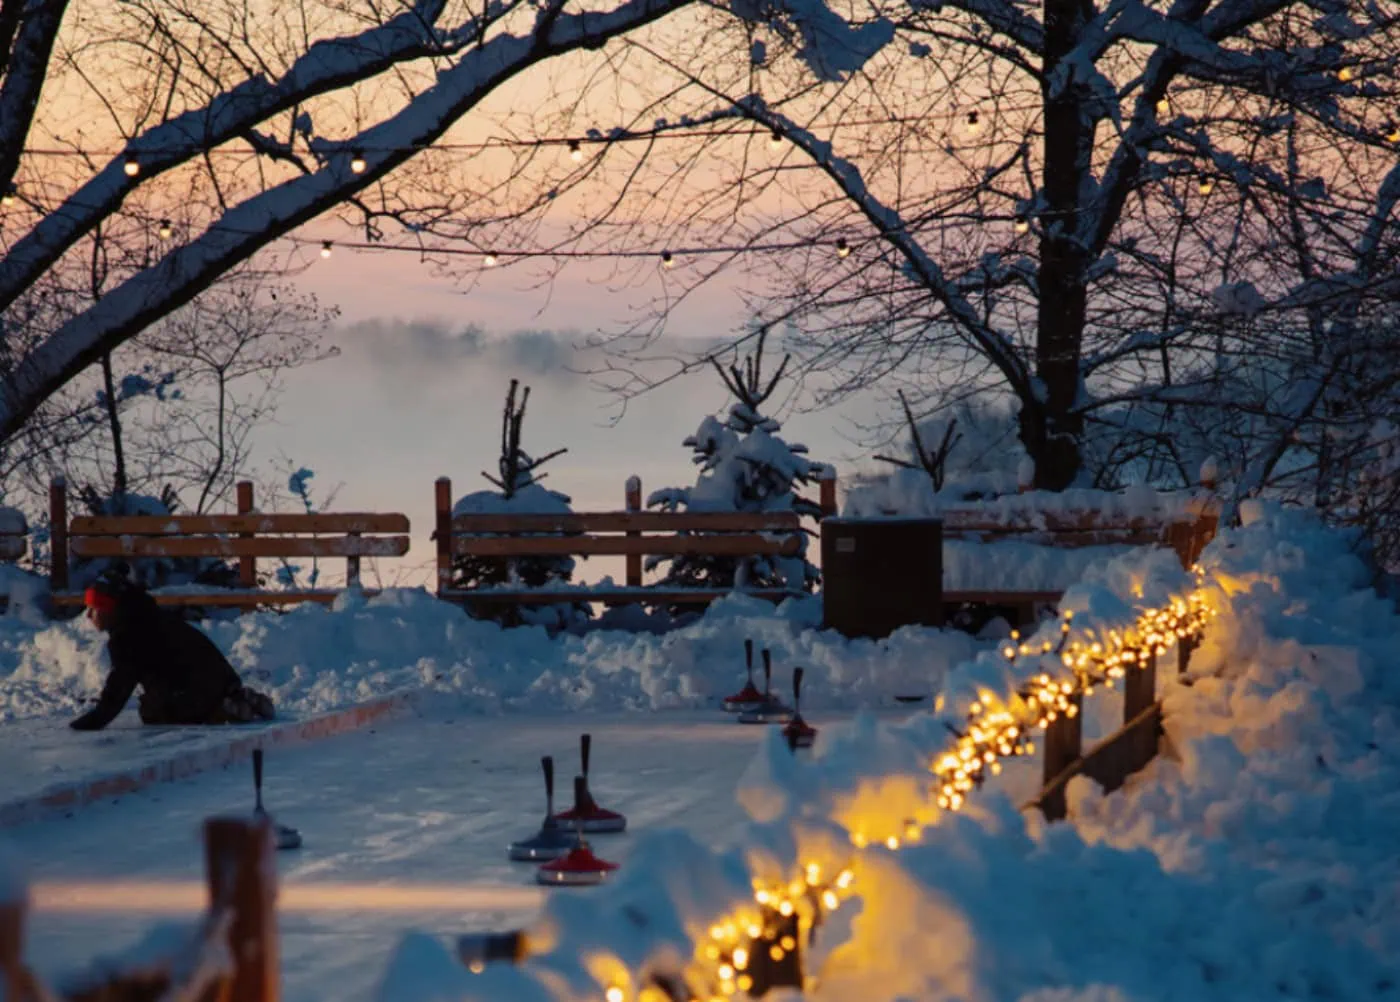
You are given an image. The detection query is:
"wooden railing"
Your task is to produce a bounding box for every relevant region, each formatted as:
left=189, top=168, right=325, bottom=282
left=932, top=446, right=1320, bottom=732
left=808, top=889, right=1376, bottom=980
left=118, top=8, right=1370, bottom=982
left=1, top=816, right=276, bottom=1002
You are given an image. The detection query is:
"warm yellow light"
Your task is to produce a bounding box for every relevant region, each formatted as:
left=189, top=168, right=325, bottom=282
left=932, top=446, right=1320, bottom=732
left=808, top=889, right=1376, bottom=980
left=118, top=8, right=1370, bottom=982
left=1387, top=123, right=1400, bottom=143
left=1338, top=66, right=1353, bottom=82
left=606, top=987, right=624, bottom=1002
left=717, top=964, right=734, bottom=981
left=320, top=241, right=333, bottom=259
left=1198, top=177, right=1214, bottom=195
left=704, top=944, right=720, bottom=960
left=737, top=975, right=753, bottom=992
left=851, top=832, right=868, bottom=848
left=769, top=128, right=784, bottom=149
left=778, top=900, right=794, bottom=916
left=885, top=835, right=900, bottom=850
left=780, top=936, right=796, bottom=951
left=966, top=110, right=981, bottom=135
left=350, top=151, right=367, bottom=174
left=732, top=947, right=748, bottom=969
left=661, top=250, right=675, bottom=269
left=158, top=219, right=172, bottom=239
left=836, top=870, right=854, bottom=889
left=569, top=140, right=583, bottom=162
left=769, top=945, right=784, bottom=961
left=483, top=252, right=498, bottom=267
left=123, top=156, right=140, bottom=177
left=754, top=890, right=770, bottom=905
left=468, top=959, right=485, bottom=974
left=1156, top=97, right=1169, bottom=115
left=836, top=238, right=851, bottom=258
left=821, top=889, right=839, bottom=910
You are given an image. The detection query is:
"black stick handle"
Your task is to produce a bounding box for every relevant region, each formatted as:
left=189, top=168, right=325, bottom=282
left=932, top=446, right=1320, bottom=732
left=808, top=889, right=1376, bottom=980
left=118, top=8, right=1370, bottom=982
left=793, top=666, right=804, bottom=708
left=252, top=748, right=264, bottom=811
left=580, top=733, right=591, bottom=777
left=745, top=638, right=754, bottom=681
left=542, top=756, right=554, bottom=813
left=572, top=775, right=588, bottom=840
left=762, top=649, right=772, bottom=695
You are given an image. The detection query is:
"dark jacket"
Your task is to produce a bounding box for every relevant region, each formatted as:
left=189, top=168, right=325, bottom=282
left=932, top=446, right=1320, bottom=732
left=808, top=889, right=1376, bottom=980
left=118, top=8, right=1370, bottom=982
left=71, top=588, right=243, bottom=730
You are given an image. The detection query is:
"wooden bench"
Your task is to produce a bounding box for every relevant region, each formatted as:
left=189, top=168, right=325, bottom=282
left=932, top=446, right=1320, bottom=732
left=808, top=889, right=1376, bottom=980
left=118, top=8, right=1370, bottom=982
left=48, top=478, right=410, bottom=610
left=434, top=475, right=835, bottom=609
left=937, top=490, right=1219, bottom=627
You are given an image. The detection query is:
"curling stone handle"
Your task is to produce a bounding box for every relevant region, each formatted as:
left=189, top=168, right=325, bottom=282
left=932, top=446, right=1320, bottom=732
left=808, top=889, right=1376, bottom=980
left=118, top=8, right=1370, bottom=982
left=793, top=666, right=804, bottom=706
left=572, top=775, right=589, bottom=839
left=252, top=748, right=264, bottom=812
left=542, top=756, right=554, bottom=812
left=580, top=733, right=591, bottom=777
left=762, top=649, right=772, bottom=693
left=745, top=638, right=754, bottom=680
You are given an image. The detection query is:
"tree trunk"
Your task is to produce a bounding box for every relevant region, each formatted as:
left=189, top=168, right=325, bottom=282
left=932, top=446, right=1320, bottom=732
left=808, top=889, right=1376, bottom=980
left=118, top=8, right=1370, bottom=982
left=1030, top=0, right=1095, bottom=490
left=99, top=351, right=127, bottom=502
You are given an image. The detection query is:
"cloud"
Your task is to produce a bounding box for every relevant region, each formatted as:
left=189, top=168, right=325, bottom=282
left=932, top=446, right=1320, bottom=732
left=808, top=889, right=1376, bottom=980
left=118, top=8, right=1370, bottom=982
left=339, top=317, right=583, bottom=390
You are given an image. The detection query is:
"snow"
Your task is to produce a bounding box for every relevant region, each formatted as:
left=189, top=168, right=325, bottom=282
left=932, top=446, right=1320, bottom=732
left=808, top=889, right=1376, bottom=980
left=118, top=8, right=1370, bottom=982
left=0, top=588, right=980, bottom=727
left=3, top=503, right=1397, bottom=1001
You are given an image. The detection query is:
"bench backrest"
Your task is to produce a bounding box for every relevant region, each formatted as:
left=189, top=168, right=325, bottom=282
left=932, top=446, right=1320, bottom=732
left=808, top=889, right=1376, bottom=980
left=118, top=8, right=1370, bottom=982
left=939, top=504, right=1219, bottom=569
left=49, top=479, right=409, bottom=591
left=433, top=475, right=825, bottom=593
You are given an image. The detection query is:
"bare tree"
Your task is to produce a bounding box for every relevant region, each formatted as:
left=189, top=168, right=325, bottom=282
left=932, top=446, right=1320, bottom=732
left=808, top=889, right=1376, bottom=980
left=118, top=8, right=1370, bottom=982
left=0, top=0, right=713, bottom=444
left=482, top=0, right=1400, bottom=491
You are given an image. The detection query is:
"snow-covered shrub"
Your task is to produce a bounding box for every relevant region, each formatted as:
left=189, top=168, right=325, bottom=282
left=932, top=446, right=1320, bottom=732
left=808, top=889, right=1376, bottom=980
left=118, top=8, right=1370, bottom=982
left=451, top=380, right=590, bottom=630
left=647, top=332, right=832, bottom=595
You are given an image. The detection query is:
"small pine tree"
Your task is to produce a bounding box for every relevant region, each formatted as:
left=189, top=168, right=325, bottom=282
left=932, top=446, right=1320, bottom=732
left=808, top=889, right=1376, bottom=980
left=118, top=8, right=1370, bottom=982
left=647, top=329, right=831, bottom=595
left=451, top=379, right=589, bottom=629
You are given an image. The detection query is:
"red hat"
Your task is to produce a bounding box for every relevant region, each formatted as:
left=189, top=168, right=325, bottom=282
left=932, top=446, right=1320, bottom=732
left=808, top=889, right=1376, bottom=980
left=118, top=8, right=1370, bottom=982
left=84, top=587, right=118, bottom=614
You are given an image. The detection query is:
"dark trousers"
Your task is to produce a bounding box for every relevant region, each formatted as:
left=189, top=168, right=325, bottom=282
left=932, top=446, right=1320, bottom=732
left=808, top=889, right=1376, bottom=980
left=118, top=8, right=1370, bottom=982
left=138, top=684, right=275, bottom=725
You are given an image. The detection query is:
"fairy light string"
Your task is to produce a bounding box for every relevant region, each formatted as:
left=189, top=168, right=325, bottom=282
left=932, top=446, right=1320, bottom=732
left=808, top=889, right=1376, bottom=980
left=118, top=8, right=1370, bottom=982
left=577, top=565, right=1219, bottom=1002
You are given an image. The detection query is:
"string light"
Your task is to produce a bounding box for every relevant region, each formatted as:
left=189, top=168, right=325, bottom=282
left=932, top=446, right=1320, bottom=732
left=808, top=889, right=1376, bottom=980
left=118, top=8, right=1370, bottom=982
left=157, top=219, right=172, bottom=239
left=350, top=151, right=367, bottom=173
left=1198, top=176, right=1214, bottom=195
left=677, top=574, right=1218, bottom=1002
left=1014, top=215, right=1030, bottom=234
left=660, top=250, right=675, bottom=269
left=1338, top=66, right=1353, bottom=82
left=123, top=156, right=140, bottom=177
left=1385, top=122, right=1400, bottom=143
left=965, top=110, right=981, bottom=136
left=1, top=184, right=15, bottom=207
left=483, top=251, right=498, bottom=267
left=835, top=238, right=851, bottom=258
left=1155, top=97, right=1169, bottom=115
left=568, top=140, right=583, bottom=163
left=320, top=240, right=333, bottom=258
left=769, top=128, right=784, bottom=149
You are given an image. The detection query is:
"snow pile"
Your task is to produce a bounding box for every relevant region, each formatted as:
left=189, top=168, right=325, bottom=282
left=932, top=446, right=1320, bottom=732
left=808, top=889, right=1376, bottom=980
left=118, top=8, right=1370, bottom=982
left=393, top=508, right=1400, bottom=1002
left=0, top=589, right=980, bottom=723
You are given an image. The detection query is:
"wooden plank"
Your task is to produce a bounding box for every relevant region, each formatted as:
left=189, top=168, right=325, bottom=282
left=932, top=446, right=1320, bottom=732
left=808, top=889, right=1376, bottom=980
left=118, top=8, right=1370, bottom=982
left=70, top=535, right=410, bottom=559
left=1039, top=692, right=1083, bottom=822
left=0, top=536, right=24, bottom=559
left=1029, top=701, right=1163, bottom=817
left=70, top=512, right=410, bottom=535
left=441, top=587, right=798, bottom=606
left=453, top=534, right=801, bottom=558
left=450, top=511, right=802, bottom=533
left=944, top=527, right=1166, bottom=547
left=942, top=589, right=1064, bottom=605
left=50, top=589, right=379, bottom=608
left=204, top=817, right=279, bottom=1002
left=940, top=510, right=1179, bottom=533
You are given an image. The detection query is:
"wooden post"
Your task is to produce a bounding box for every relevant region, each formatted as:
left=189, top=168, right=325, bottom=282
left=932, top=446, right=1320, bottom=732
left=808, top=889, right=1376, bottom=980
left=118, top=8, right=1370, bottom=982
left=818, top=470, right=837, bottom=519
left=204, top=816, right=278, bottom=1002
left=1123, top=650, right=1158, bottom=772
left=236, top=481, right=257, bottom=589
left=49, top=477, right=68, bottom=592
left=624, top=476, right=642, bottom=588
left=0, top=897, right=27, bottom=1002
left=435, top=477, right=453, bottom=598
left=744, top=907, right=802, bottom=997
left=1039, top=693, right=1083, bottom=822
left=346, top=533, right=362, bottom=590
left=1177, top=635, right=1196, bottom=675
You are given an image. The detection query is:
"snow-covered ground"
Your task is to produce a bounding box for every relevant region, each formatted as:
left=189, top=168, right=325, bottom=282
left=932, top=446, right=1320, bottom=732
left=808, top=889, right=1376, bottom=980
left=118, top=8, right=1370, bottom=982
left=3, top=502, right=1399, bottom=1001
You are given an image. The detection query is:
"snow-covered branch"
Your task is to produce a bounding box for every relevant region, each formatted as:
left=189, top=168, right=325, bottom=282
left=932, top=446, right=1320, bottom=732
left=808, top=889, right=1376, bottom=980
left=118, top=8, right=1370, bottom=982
left=0, top=0, right=693, bottom=442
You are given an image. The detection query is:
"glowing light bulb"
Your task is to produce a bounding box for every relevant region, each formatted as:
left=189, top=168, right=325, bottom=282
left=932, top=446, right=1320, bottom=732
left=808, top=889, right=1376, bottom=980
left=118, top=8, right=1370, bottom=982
left=1198, top=177, right=1213, bottom=195
left=1, top=185, right=15, bottom=207
left=483, top=252, right=498, bottom=267
left=1015, top=216, right=1030, bottom=234
left=320, top=241, right=333, bottom=259
left=568, top=140, right=583, bottom=163
left=606, top=988, right=625, bottom=1002
left=769, top=128, right=784, bottom=149
left=1338, top=66, right=1353, bottom=82
left=1386, top=122, right=1400, bottom=143
left=836, top=237, right=851, bottom=258
left=158, top=219, right=172, bottom=239
left=350, top=151, right=366, bottom=173
left=732, top=947, right=748, bottom=969
left=966, top=110, right=981, bottom=135
left=661, top=250, right=675, bottom=269
left=1156, top=97, right=1169, bottom=115
left=123, top=156, right=140, bottom=177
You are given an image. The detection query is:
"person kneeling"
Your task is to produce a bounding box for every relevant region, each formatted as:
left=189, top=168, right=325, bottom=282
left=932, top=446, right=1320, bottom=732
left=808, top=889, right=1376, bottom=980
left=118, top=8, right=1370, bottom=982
left=70, top=577, right=276, bottom=731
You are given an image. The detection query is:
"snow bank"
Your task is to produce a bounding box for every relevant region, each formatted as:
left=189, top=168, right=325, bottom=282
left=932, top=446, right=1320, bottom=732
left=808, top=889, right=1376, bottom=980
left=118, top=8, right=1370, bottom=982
left=0, top=589, right=981, bottom=723
left=0, top=507, right=25, bottom=535
left=457, top=508, right=1398, bottom=1002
